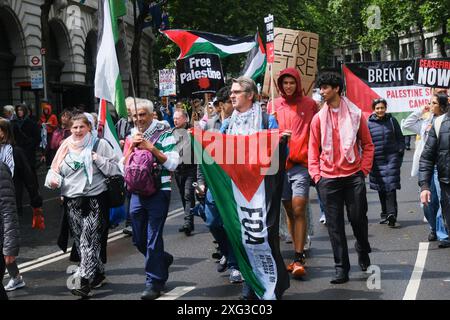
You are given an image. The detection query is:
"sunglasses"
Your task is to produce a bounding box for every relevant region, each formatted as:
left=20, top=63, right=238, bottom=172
left=373, top=98, right=387, bottom=104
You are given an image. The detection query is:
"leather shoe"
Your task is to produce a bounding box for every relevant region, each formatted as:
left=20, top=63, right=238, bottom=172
left=358, top=252, right=371, bottom=271
left=141, top=288, right=161, bottom=300
left=330, top=271, right=349, bottom=284
left=438, top=240, right=450, bottom=248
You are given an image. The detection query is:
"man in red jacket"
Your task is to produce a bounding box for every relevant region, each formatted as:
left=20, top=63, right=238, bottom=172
left=268, top=68, right=317, bottom=278
left=308, top=72, right=374, bottom=284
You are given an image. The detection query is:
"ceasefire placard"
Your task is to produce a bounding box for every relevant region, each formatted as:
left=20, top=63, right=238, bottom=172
left=176, top=53, right=224, bottom=97
left=262, top=27, right=319, bottom=97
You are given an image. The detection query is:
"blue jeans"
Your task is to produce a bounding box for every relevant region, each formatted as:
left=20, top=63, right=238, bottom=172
left=130, top=190, right=171, bottom=291
left=423, top=169, right=440, bottom=233
left=205, top=190, right=238, bottom=269
left=0, top=252, right=7, bottom=300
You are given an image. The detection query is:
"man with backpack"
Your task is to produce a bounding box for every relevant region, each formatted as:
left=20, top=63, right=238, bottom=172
left=124, top=99, right=179, bottom=300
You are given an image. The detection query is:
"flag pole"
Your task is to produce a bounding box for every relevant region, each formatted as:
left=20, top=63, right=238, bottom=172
left=120, top=17, right=140, bottom=132
left=270, top=63, right=275, bottom=113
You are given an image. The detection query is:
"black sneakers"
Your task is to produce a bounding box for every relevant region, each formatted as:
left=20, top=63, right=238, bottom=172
left=91, top=273, right=107, bottom=289
left=178, top=221, right=194, bottom=236
left=141, top=288, right=161, bottom=300
left=387, top=214, right=399, bottom=228
left=428, top=231, right=438, bottom=242
left=71, top=278, right=92, bottom=298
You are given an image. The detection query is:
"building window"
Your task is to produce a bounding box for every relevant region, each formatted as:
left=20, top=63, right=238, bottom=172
left=362, top=51, right=372, bottom=61
left=374, top=51, right=381, bottom=61
left=408, top=42, right=415, bottom=58
left=401, top=43, right=408, bottom=59
left=334, top=56, right=343, bottom=67
left=344, top=55, right=352, bottom=62
left=353, top=52, right=361, bottom=62
left=425, top=38, right=433, bottom=54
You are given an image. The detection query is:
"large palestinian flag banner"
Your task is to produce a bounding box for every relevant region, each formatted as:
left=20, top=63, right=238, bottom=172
left=161, top=29, right=256, bottom=59
left=191, top=129, right=289, bottom=300
left=343, top=60, right=433, bottom=135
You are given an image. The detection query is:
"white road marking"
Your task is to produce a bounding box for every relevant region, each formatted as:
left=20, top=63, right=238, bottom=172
left=22, top=196, right=62, bottom=208
left=157, top=286, right=196, bottom=300
left=403, top=242, right=429, bottom=300
left=6, top=207, right=185, bottom=277
left=19, top=252, right=71, bottom=274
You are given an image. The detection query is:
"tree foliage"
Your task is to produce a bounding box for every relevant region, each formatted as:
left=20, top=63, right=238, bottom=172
left=153, top=0, right=335, bottom=76
left=151, top=0, right=449, bottom=78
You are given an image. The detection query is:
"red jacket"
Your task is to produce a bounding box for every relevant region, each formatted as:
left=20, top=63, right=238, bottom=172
left=39, top=103, right=58, bottom=134
left=308, top=108, right=374, bottom=183
left=267, top=68, right=317, bottom=169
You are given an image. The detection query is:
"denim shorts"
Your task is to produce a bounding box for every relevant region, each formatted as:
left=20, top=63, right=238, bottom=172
left=282, top=164, right=310, bottom=200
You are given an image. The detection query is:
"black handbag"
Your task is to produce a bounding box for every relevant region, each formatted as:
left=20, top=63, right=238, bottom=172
left=93, top=139, right=126, bottom=208
left=104, top=174, right=126, bottom=208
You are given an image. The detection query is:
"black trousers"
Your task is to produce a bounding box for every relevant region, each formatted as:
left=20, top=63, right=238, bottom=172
left=0, top=252, right=7, bottom=300
left=378, top=190, right=398, bottom=219
left=175, top=170, right=196, bottom=224
left=317, top=172, right=372, bottom=273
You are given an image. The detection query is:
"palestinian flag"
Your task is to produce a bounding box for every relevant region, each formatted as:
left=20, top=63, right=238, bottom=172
left=95, top=0, right=127, bottom=119
left=161, top=29, right=256, bottom=59
left=98, top=99, right=123, bottom=160
left=191, top=129, right=289, bottom=300
left=242, top=32, right=266, bottom=80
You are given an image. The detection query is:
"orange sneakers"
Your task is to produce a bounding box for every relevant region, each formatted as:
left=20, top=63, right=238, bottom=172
left=292, top=261, right=306, bottom=277
left=286, top=261, right=295, bottom=272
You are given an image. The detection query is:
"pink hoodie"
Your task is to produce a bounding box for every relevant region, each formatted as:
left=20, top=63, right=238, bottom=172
left=268, top=68, right=317, bottom=169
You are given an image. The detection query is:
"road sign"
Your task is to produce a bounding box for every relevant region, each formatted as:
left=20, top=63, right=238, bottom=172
left=29, top=55, right=42, bottom=67
left=31, top=69, right=44, bottom=89
left=40, top=48, right=46, bottom=55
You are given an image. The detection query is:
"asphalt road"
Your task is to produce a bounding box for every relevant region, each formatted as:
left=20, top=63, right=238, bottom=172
left=4, top=147, right=450, bottom=301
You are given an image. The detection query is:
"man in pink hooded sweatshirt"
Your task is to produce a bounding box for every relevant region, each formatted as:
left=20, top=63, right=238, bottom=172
left=268, top=68, right=317, bottom=278
left=308, top=72, right=374, bottom=284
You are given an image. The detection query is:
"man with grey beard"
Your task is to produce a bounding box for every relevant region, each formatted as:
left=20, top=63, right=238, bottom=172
left=172, top=109, right=197, bottom=236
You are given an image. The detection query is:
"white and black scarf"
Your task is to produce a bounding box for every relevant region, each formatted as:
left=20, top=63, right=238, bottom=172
left=0, top=144, right=14, bottom=177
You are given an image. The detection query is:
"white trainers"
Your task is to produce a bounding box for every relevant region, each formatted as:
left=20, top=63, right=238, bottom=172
left=4, top=275, right=26, bottom=291
left=304, top=235, right=312, bottom=251
left=320, top=214, right=327, bottom=225
left=229, top=269, right=243, bottom=283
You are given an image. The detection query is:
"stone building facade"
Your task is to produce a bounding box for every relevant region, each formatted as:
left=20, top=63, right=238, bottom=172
left=332, top=28, right=450, bottom=67
left=0, top=0, right=155, bottom=117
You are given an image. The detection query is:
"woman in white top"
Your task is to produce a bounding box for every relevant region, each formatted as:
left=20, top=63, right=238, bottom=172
left=45, top=113, right=121, bottom=298
left=402, top=94, right=448, bottom=241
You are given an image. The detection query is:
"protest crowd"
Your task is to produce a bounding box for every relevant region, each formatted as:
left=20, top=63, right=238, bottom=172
left=1, top=68, right=448, bottom=300
left=0, top=3, right=449, bottom=302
